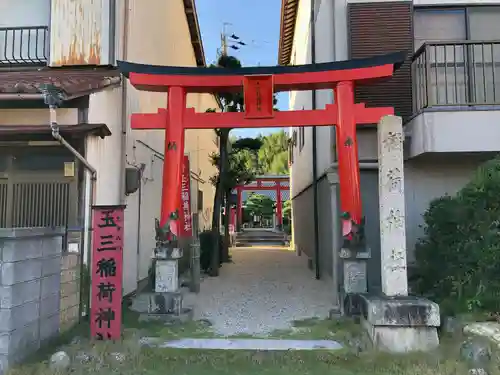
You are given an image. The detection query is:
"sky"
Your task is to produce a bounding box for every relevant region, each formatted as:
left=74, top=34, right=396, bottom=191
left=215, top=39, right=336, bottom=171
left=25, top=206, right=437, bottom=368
left=195, top=0, right=288, bottom=138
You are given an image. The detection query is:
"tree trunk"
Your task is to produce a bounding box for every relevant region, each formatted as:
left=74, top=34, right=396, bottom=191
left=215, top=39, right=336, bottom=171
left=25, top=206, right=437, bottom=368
left=209, top=177, right=221, bottom=276
left=221, top=188, right=231, bottom=263
left=210, top=160, right=223, bottom=276
left=210, top=130, right=228, bottom=276
left=211, top=175, right=220, bottom=229
left=219, top=130, right=230, bottom=264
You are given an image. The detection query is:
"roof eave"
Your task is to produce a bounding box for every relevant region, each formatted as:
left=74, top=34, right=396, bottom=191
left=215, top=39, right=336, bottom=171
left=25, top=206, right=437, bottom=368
left=183, top=0, right=207, bottom=67
left=278, top=0, right=299, bottom=66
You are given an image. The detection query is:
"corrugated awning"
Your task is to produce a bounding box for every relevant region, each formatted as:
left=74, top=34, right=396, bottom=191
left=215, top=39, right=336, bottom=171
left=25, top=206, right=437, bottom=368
left=0, top=67, right=121, bottom=100
left=0, top=123, right=111, bottom=138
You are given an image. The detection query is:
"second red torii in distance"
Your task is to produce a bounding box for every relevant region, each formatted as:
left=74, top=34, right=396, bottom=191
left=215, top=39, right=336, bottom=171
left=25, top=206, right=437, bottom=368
left=118, top=52, right=404, bottom=245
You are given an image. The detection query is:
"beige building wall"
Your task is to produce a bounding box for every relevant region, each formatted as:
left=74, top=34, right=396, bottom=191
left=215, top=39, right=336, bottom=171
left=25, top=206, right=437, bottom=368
left=0, top=0, right=218, bottom=296
left=120, top=0, right=218, bottom=293
left=0, top=108, right=78, bottom=125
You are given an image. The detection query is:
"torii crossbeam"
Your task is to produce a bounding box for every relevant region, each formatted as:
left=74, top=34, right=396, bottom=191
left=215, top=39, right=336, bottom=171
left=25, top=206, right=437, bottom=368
left=117, top=52, right=405, bottom=244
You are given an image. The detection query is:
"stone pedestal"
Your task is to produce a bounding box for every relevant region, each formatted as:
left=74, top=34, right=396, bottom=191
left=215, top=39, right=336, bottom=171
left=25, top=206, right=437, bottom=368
left=359, top=294, right=440, bottom=353
left=340, top=247, right=370, bottom=316
left=358, top=115, right=440, bottom=352
left=341, top=248, right=370, bottom=294
left=139, top=246, right=192, bottom=323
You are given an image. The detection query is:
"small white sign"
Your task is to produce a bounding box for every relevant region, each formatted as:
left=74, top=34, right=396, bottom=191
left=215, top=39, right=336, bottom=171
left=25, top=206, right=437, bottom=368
left=155, top=260, right=178, bottom=293
left=68, top=243, right=79, bottom=253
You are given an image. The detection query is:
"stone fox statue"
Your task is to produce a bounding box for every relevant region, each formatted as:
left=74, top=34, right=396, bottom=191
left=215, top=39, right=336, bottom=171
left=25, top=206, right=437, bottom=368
left=341, top=211, right=366, bottom=251
left=154, top=210, right=179, bottom=244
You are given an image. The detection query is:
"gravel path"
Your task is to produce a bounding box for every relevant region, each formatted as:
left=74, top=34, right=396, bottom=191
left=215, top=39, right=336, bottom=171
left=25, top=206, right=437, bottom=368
left=184, top=247, right=334, bottom=336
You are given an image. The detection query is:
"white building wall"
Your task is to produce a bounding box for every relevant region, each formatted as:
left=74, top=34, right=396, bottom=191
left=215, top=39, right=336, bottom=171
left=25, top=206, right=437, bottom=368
left=290, top=0, right=345, bottom=198
left=314, top=0, right=336, bottom=177
left=287, top=0, right=498, bottom=264
left=289, top=0, right=313, bottom=198
left=83, top=0, right=219, bottom=296
left=86, top=87, right=124, bottom=206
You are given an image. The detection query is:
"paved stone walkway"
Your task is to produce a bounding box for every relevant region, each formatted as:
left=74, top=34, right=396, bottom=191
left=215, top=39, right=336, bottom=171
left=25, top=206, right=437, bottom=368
left=184, top=247, right=334, bottom=336
left=140, top=337, right=343, bottom=350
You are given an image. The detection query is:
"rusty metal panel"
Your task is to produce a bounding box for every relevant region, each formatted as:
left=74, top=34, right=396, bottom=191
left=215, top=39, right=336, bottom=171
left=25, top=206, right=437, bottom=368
left=49, top=0, right=114, bottom=67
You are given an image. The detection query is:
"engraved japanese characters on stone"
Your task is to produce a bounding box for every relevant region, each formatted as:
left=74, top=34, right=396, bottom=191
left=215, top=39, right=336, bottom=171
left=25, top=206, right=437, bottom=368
left=385, top=168, right=403, bottom=192
left=385, top=264, right=407, bottom=273
left=382, top=131, right=403, bottom=152
left=385, top=209, right=404, bottom=230
left=390, top=248, right=405, bottom=262
left=344, top=261, right=367, bottom=294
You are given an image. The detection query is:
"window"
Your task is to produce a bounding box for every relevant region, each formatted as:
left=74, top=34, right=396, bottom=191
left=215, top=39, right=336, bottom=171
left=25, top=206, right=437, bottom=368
left=413, top=6, right=500, bottom=106
left=414, top=9, right=466, bottom=51
left=414, top=7, right=500, bottom=48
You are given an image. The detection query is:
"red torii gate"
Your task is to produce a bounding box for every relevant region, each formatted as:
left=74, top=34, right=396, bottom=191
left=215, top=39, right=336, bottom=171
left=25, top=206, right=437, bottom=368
left=117, top=52, right=404, bottom=241
left=234, top=176, right=290, bottom=228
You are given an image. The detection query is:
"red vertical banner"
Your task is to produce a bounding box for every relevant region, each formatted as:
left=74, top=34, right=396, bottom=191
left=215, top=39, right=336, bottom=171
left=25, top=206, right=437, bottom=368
left=179, top=155, right=192, bottom=237
left=90, top=205, right=125, bottom=341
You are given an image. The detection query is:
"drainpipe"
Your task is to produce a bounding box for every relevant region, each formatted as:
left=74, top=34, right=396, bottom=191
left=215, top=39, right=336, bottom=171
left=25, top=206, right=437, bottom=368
left=120, top=0, right=130, bottom=204
left=311, top=0, right=320, bottom=280
left=40, top=84, right=97, bottom=319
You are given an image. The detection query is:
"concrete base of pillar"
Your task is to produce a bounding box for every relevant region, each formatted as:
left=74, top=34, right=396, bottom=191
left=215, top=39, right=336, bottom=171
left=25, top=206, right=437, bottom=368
left=139, top=308, right=194, bottom=324
left=137, top=292, right=193, bottom=324
left=357, top=294, right=440, bottom=353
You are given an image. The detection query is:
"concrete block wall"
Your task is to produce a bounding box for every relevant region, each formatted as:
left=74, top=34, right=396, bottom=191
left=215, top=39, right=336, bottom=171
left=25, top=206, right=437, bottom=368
left=0, top=227, right=65, bottom=375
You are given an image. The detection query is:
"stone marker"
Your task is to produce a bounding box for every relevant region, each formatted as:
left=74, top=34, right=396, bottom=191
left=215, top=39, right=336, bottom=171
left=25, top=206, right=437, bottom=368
left=155, top=259, right=179, bottom=292
left=378, top=115, right=408, bottom=296
left=358, top=116, right=440, bottom=353
left=137, top=219, right=193, bottom=323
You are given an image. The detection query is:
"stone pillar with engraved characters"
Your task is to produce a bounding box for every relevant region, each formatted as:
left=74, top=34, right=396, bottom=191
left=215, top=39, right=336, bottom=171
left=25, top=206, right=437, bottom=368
left=377, top=115, right=408, bottom=296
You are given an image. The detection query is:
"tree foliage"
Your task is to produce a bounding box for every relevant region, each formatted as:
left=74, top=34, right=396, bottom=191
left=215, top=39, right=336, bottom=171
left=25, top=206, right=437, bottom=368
left=415, top=157, right=500, bottom=315
left=257, top=130, right=289, bottom=175
left=209, top=137, right=262, bottom=190
left=283, top=200, right=292, bottom=220
left=245, top=193, right=275, bottom=218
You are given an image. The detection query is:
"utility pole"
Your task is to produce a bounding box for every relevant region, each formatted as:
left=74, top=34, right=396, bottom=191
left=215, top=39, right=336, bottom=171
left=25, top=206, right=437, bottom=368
left=219, top=22, right=247, bottom=58
left=220, top=22, right=230, bottom=56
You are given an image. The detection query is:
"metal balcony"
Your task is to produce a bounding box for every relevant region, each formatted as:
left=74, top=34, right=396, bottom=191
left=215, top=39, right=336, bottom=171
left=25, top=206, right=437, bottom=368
left=411, top=40, right=500, bottom=112
left=0, top=26, right=49, bottom=66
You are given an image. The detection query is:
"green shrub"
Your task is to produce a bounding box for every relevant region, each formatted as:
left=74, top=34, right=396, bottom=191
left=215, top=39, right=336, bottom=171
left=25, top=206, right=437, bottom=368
left=415, top=157, right=500, bottom=314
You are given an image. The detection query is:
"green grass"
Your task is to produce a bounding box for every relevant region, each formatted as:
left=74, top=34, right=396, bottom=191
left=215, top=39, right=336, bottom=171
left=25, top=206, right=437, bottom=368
left=9, top=338, right=475, bottom=375
left=7, top=305, right=496, bottom=375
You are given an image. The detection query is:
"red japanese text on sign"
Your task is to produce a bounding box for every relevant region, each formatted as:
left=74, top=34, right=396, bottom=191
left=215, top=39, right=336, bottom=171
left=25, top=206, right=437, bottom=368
left=90, top=205, right=125, bottom=341
left=179, top=155, right=192, bottom=237
left=243, top=75, right=274, bottom=119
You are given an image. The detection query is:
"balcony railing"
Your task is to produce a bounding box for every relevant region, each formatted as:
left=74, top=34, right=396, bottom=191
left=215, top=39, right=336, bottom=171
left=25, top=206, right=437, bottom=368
left=412, top=41, right=500, bottom=112
left=0, top=26, right=49, bottom=66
